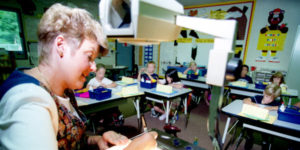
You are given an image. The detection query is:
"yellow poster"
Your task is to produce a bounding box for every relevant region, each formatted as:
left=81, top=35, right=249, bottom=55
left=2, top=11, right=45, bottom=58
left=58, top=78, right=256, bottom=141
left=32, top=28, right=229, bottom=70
left=257, top=30, right=287, bottom=51
left=196, top=38, right=214, bottom=43
left=177, top=38, right=193, bottom=43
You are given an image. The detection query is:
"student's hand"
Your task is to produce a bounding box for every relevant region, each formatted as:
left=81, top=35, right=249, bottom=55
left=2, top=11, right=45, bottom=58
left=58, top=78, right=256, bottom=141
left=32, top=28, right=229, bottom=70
left=99, top=83, right=107, bottom=88
left=125, top=131, right=158, bottom=150
left=139, top=68, right=145, bottom=74
left=96, top=131, right=129, bottom=150
left=264, top=106, right=278, bottom=111
left=172, top=83, right=183, bottom=89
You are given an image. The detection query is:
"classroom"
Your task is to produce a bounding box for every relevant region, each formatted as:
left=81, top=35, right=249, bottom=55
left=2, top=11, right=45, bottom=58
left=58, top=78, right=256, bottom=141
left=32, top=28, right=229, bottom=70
left=0, top=0, right=300, bottom=149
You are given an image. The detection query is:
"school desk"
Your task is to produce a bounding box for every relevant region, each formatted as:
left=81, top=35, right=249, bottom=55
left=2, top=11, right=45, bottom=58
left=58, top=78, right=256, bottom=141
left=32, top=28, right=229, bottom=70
left=180, top=76, right=210, bottom=90
left=221, top=100, right=300, bottom=146
left=105, top=65, right=128, bottom=80
left=227, top=84, right=298, bottom=105
left=139, top=86, right=192, bottom=124
left=76, top=85, right=144, bottom=128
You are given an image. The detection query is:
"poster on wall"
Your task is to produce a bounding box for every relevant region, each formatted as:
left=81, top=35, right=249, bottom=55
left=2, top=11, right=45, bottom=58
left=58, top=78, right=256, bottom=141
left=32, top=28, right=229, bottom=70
left=256, top=8, right=288, bottom=63
left=182, top=0, right=255, bottom=62
left=144, top=45, right=153, bottom=65
left=158, top=0, right=255, bottom=76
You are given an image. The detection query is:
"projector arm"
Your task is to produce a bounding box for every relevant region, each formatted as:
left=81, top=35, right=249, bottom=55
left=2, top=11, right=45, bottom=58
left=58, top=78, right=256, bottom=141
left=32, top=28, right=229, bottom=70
left=99, top=1, right=241, bottom=148
left=176, top=15, right=237, bottom=87
left=176, top=15, right=238, bottom=150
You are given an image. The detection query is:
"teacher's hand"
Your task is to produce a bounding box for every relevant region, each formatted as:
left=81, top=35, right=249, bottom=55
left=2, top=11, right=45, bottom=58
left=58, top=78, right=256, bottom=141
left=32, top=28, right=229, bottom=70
left=88, top=131, right=129, bottom=150
left=125, top=131, right=158, bottom=150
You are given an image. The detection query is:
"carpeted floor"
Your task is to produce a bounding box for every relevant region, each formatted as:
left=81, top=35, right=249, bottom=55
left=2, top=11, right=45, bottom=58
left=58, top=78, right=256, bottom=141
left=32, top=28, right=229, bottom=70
left=89, top=99, right=298, bottom=150
left=121, top=99, right=264, bottom=150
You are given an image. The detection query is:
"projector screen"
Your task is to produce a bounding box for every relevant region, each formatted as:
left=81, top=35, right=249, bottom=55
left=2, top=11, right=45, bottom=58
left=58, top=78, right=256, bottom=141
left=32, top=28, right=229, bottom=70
left=0, top=8, right=25, bottom=53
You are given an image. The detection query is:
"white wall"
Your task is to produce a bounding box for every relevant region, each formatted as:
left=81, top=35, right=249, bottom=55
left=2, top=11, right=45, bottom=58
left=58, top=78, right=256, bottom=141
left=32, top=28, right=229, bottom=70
left=245, top=0, right=300, bottom=71
left=286, top=26, right=300, bottom=94
left=156, top=0, right=300, bottom=76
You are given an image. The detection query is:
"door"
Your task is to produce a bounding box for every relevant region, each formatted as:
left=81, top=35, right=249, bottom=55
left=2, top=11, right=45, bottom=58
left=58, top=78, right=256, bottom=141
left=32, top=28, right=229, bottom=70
left=116, top=42, right=134, bottom=71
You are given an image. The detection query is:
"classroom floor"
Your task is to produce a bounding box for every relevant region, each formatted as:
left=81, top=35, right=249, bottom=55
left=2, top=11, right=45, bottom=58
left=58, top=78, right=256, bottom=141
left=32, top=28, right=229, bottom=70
left=121, top=99, right=300, bottom=150
left=88, top=98, right=299, bottom=150
left=119, top=99, right=262, bottom=150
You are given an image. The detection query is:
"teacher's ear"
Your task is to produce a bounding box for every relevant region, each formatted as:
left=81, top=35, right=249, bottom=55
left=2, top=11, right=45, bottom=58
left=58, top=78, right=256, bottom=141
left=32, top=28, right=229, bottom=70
left=54, top=35, right=66, bottom=58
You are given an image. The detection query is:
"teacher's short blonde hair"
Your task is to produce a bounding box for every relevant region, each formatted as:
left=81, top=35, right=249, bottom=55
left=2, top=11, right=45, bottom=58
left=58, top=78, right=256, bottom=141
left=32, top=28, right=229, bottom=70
left=38, top=3, right=107, bottom=64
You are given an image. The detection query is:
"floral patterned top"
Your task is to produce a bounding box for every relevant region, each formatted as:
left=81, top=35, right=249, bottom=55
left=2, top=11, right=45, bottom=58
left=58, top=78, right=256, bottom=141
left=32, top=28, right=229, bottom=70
left=46, top=88, right=88, bottom=150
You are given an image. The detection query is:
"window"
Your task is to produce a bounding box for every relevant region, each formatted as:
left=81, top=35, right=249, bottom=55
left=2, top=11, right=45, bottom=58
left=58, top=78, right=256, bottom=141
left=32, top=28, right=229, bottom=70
left=0, top=7, right=26, bottom=58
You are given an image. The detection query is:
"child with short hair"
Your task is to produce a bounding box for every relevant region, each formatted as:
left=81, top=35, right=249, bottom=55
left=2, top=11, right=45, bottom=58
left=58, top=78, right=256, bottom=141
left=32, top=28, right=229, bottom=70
left=139, top=61, right=160, bottom=116
left=243, top=84, right=281, bottom=150
left=87, top=64, right=117, bottom=89
left=243, top=83, right=281, bottom=110
left=238, top=65, right=253, bottom=84
left=184, top=61, right=209, bottom=106
left=138, top=61, right=159, bottom=82
left=183, top=61, right=202, bottom=76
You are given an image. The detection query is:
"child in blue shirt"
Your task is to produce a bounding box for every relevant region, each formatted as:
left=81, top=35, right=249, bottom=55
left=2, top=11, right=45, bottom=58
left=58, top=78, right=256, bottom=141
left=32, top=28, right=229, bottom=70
left=243, top=83, right=281, bottom=110
left=138, top=61, right=159, bottom=83
left=238, top=65, right=253, bottom=84
left=243, top=83, right=281, bottom=150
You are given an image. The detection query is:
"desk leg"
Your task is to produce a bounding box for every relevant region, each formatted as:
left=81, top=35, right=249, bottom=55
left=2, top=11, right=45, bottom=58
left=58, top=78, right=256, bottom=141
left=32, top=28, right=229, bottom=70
left=133, top=98, right=141, bottom=131
left=184, top=96, right=187, bottom=115
left=288, top=97, right=292, bottom=106
left=222, top=117, right=231, bottom=144
left=136, top=99, right=140, bottom=119
left=184, top=96, right=190, bottom=128
left=166, top=101, right=170, bottom=124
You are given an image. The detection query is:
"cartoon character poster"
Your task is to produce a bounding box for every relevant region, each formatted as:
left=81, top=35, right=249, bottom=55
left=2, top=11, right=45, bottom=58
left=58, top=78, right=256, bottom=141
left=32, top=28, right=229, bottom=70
left=158, top=0, right=256, bottom=75
left=256, top=8, right=288, bottom=63
left=179, top=1, right=254, bottom=63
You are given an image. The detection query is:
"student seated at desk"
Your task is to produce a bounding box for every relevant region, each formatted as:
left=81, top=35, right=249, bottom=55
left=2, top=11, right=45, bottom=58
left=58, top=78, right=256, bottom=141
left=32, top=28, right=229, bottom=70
left=243, top=84, right=281, bottom=150
left=153, top=69, right=183, bottom=120
left=183, top=61, right=202, bottom=76
left=230, top=65, right=254, bottom=101
left=238, top=64, right=253, bottom=84
left=270, top=71, right=288, bottom=88
left=184, top=61, right=210, bottom=106
left=87, top=64, right=117, bottom=89
left=137, top=61, right=159, bottom=83
left=243, top=83, right=281, bottom=111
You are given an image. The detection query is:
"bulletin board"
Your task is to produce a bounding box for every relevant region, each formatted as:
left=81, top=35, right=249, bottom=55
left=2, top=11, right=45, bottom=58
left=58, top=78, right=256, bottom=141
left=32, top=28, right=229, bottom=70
left=144, top=45, right=153, bottom=65
left=158, top=0, right=256, bottom=76
left=183, top=0, right=256, bottom=62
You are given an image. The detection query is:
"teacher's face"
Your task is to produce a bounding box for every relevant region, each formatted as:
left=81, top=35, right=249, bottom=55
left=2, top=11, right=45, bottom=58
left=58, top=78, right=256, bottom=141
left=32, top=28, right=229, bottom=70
left=61, top=38, right=99, bottom=89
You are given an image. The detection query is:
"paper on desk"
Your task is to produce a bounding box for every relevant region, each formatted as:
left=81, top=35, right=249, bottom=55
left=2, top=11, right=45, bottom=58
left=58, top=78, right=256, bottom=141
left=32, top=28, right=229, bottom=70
left=116, top=81, right=138, bottom=86
left=238, top=113, right=277, bottom=124
left=106, top=143, right=162, bottom=150
left=114, top=92, right=144, bottom=98
left=76, top=100, right=89, bottom=106
left=178, top=72, right=186, bottom=78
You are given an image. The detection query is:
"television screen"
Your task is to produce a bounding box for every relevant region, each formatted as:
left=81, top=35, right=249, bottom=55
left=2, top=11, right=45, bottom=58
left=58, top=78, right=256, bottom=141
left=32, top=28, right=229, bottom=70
left=0, top=9, right=24, bottom=52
